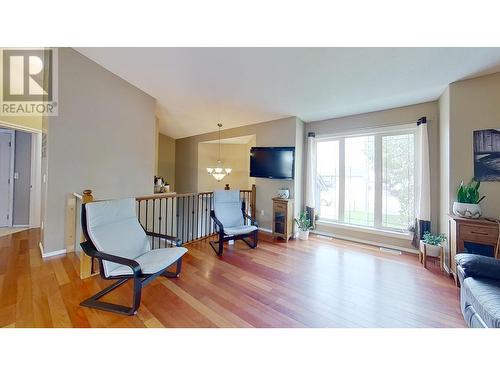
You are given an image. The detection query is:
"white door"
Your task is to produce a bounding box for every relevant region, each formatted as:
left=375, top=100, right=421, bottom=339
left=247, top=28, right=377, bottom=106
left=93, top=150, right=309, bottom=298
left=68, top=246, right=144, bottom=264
left=0, top=132, right=13, bottom=227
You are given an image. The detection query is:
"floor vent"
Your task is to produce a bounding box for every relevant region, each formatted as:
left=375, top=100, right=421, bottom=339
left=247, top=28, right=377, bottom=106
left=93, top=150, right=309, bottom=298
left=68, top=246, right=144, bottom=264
left=379, top=247, right=402, bottom=255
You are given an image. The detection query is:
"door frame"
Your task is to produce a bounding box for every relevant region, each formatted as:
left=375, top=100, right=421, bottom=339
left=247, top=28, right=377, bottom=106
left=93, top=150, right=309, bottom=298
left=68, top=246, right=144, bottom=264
left=29, top=132, right=42, bottom=228
left=0, top=128, right=15, bottom=227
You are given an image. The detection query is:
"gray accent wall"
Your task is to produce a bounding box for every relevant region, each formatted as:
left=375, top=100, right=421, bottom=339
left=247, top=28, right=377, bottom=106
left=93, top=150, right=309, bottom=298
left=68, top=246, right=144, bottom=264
left=13, top=131, right=31, bottom=226
left=41, top=48, right=156, bottom=254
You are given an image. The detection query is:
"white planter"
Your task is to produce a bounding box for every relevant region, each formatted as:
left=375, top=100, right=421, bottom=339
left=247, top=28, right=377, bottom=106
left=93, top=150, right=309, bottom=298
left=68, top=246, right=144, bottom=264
left=419, top=240, right=442, bottom=257
left=298, top=230, right=310, bottom=240
left=452, top=202, right=482, bottom=218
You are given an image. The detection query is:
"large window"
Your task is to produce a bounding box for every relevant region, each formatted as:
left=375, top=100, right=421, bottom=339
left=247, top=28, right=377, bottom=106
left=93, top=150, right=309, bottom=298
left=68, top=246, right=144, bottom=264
left=316, top=126, right=417, bottom=232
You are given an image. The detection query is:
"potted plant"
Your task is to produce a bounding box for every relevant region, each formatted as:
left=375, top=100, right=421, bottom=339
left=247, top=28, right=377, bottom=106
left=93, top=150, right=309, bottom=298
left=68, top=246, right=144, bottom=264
left=452, top=179, right=485, bottom=218
left=420, top=232, right=447, bottom=268
left=294, top=211, right=313, bottom=240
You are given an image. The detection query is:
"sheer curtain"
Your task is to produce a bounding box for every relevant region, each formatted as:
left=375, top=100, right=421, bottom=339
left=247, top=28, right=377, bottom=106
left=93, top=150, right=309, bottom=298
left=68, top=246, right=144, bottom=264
left=412, top=117, right=431, bottom=247
left=305, top=132, right=317, bottom=227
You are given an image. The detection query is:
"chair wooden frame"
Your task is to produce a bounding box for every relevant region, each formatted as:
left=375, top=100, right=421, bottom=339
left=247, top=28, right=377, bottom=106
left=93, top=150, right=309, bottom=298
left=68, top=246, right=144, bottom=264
left=80, top=203, right=184, bottom=316
left=209, top=202, right=258, bottom=256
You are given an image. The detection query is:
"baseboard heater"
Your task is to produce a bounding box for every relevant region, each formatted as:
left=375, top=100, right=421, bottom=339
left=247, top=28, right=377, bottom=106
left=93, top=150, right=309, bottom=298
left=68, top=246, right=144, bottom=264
left=379, top=247, right=402, bottom=255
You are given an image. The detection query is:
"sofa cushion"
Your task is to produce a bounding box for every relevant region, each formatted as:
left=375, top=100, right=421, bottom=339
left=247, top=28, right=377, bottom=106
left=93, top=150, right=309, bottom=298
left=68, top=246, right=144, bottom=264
left=455, top=254, right=500, bottom=281
left=463, top=277, right=500, bottom=328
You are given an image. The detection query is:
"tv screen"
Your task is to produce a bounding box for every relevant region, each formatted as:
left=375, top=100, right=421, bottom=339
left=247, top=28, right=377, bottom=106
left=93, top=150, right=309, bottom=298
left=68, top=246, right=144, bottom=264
left=250, top=147, right=295, bottom=179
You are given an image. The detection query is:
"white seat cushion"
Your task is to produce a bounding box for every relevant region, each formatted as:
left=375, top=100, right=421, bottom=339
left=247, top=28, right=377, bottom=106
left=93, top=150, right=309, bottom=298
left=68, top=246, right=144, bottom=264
left=224, top=225, right=258, bottom=236
left=85, top=198, right=187, bottom=278
left=85, top=198, right=151, bottom=277
left=108, top=247, right=188, bottom=277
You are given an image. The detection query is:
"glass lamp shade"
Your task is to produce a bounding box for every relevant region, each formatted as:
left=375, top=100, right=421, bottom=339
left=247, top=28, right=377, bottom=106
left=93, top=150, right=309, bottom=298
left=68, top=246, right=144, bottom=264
left=212, top=173, right=226, bottom=181
left=225, top=168, right=232, bottom=174
left=206, top=167, right=214, bottom=174
left=214, top=167, right=223, bottom=174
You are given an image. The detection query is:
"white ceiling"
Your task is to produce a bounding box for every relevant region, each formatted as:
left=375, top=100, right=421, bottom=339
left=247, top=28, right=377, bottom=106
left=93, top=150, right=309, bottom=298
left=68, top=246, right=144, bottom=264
left=76, top=48, right=500, bottom=139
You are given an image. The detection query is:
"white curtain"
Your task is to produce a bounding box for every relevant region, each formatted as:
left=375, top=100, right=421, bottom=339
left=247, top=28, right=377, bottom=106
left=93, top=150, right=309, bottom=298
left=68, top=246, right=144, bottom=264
left=413, top=117, right=431, bottom=248
left=305, top=133, right=316, bottom=209
left=416, top=119, right=431, bottom=221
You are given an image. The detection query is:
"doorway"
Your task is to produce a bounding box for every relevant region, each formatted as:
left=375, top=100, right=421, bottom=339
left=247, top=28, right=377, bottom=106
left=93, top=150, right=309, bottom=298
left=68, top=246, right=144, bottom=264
left=0, top=129, right=15, bottom=227
left=0, top=123, right=42, bottom=233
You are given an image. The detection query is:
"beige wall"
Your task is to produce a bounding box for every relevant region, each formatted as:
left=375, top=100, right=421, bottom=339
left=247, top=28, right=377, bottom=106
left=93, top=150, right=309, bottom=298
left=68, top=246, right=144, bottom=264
left=306, top=101, right=440, bottom=251
left=42, top=48, right=156, bottom=254
left=294, top=118, right=305, bottom=218
left=175, top=117, right=302, bottom=230
left=198, top=139, right=255, bottom=192
left=158, top=133, right=176, bottom=189
left=448, top=72, right=500, bottom=219
left=438, top=87, right=450, bottom=235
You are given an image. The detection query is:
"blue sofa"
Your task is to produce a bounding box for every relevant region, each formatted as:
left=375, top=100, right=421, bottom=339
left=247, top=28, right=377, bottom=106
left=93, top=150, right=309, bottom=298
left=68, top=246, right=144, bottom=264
left=456, top=253, right=500, bottom=328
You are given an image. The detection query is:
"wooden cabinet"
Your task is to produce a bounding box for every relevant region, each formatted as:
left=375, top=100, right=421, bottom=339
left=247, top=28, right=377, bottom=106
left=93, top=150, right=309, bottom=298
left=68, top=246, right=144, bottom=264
left=449, top=215, right=500, bottom=284
left=272, top=198, right=294, bottom=242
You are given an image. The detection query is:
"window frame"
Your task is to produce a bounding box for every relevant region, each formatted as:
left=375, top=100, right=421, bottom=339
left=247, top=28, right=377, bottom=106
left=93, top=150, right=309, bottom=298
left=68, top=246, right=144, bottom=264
left=315, top=124, right=419, bottom=234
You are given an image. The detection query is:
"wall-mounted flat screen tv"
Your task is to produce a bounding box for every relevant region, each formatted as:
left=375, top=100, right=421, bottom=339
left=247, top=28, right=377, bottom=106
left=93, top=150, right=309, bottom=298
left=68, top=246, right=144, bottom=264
left=250, top=147, right=295, bottom=179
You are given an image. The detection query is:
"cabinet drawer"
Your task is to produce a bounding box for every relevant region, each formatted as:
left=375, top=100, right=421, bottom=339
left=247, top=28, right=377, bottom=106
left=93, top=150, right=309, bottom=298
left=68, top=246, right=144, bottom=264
left=274, top=202, right=288, bottom=210
left=460, top=224, right=498, bottom=243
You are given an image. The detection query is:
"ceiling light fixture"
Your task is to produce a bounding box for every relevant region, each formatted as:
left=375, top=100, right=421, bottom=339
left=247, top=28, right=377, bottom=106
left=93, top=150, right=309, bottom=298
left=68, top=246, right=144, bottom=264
left=206, top=123, right=232, bottom=181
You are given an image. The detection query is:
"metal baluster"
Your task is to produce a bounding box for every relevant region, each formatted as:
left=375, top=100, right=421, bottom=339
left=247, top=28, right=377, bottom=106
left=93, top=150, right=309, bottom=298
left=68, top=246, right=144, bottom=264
left=186, top=196, right=189, bottom=243
left=210, top=194, right=214, bottom=234
left=170, top=197, right=174, bottom=247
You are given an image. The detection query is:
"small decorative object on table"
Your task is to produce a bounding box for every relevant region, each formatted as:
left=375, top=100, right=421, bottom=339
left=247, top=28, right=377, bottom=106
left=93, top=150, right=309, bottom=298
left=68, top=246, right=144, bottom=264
left=420, top=231, right=447, bottom=270
left=154, top=176, right=169, bottom=193
left=295, top=211, right=313, bottom=241
left=277, top=188, right=290, bottom=199
left=452, top=179, right=485, bottom=218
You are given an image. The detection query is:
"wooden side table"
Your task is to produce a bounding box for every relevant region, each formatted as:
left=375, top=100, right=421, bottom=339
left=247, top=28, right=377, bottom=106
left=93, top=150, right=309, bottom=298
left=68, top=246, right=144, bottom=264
left=419, top=242, right=444, bottom=271
left=449, top=215, right=500, bottom=284
left=272, top=198, right=294, bottom=241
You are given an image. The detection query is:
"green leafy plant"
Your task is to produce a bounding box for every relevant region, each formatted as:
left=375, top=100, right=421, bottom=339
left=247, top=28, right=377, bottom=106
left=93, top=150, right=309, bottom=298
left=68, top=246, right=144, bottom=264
left=294, top=211, right=313, bottom=231
left=456, top=179, right=485, bottom=204
left=422, top=231, right=446, bottom=246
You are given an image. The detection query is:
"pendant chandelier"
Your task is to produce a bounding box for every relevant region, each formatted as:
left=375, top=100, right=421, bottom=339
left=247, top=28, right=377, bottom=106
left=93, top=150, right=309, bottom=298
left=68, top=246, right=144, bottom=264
left=206, top=123, right=232, bottom=181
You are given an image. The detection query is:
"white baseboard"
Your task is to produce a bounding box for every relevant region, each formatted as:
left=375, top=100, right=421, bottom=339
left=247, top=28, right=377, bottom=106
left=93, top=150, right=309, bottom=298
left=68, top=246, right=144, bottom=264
left=12, top=225, right=29, bottom=228
left=39, top=242, right=67, bottom=258
left=311, top=229, right=418, bottom=255
left=258, top=227, right=272, bottom=234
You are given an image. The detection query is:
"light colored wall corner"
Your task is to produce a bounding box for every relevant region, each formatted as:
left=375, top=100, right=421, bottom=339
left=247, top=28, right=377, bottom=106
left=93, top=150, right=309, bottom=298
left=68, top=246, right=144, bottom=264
left=158, top=132, right=176, bottom=190
left=154, top=117, right=159, bottom=176
left=448, top=72, right=500, bottom=220
left=41, top=48, right=156, bottom=255
left=305, top=101, right=440, bottom=248
left=294, top=117, right=305, bottom=222
left=438, top=87, right=451, bottom=267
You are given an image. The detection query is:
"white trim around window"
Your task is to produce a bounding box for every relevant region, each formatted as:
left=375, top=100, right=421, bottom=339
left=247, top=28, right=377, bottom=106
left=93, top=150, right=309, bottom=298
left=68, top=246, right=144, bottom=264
left=315, top=122, right=419, bottom=236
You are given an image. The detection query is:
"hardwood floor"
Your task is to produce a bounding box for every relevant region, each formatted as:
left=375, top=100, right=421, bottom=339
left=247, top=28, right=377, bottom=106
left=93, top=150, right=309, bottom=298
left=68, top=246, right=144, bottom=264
left=0, top=228, right=466, bottom=328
